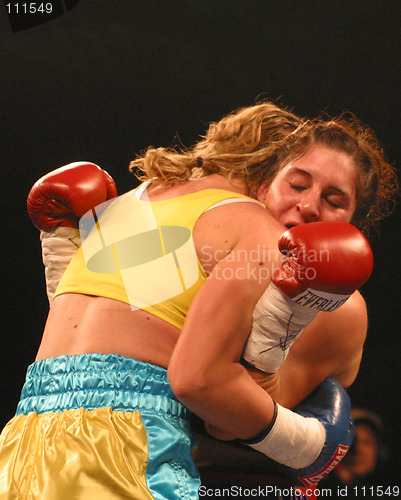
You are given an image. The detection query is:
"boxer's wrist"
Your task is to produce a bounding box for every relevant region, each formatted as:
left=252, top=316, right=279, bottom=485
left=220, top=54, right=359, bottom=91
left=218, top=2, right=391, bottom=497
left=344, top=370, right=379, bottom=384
left=40, top=227, right=81, bottom=303
left=272, top=378, right=354, bottom=487
left=242, top=282, right=318, bottom=372
left=241, top=402, right=326, bottom=469
left=239, top=401, right=278, bottom=444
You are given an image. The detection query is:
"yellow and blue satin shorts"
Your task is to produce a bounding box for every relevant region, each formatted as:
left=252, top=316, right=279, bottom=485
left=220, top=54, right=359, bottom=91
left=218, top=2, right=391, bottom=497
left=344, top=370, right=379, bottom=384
left=0, top=353, right=200, bottom=499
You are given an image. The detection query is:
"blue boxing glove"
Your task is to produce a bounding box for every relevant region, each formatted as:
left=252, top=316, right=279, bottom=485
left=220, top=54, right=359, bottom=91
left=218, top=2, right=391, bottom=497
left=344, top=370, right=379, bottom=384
left=240, top=378, right=353, bottom=488
left=273, top=378, right=354, bottom=488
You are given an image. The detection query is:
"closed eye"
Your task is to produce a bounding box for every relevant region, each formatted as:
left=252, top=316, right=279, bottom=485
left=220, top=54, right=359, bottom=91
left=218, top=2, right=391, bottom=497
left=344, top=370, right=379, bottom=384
left=290, top=183, right=307, bottom=191
left=326, top=200, right=341, bottom=208
left=324, top=192, right=347, bottom=209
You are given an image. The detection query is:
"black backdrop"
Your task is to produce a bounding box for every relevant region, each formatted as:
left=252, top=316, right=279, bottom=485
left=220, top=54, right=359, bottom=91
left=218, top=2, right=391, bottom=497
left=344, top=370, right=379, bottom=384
left=1, top=0, right=401, bottom=486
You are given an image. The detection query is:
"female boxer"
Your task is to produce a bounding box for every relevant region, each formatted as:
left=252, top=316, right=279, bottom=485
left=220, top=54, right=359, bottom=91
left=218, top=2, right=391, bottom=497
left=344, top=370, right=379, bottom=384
left=0, top=101, right=397, bottom=499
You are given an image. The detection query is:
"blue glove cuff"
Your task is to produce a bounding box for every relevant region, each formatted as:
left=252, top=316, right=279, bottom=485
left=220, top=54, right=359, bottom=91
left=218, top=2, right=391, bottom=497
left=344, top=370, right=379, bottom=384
left=275, top=378, right=354, bottom=487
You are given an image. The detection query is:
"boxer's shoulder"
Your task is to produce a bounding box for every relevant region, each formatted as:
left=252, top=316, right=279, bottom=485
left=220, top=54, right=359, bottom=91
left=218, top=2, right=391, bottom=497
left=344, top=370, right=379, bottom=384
left=312, top=291, right=367, bottom=345
left=287, top=291, right=367, bottom=388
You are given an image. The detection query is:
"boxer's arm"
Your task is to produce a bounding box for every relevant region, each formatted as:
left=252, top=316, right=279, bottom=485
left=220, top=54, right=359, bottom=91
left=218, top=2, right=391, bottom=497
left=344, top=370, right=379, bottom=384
left=203, top=286, right=367, bottom=441
left=274, top=291, right=367, bottom=409
left=169, top=204, right=283, bottom=440
left=170, top=206, right=343, bottom=469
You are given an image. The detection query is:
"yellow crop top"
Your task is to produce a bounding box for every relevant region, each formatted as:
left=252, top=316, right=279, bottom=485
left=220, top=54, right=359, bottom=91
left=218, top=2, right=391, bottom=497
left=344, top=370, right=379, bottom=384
left=54, top=183, right=261, bottom=329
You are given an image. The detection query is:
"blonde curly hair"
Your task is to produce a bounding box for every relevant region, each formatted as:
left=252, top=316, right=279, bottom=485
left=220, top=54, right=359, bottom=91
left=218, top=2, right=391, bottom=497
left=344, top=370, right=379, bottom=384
left=130, top=101, right=303, bottom=196
left=130, top=101, right=398, bottom=236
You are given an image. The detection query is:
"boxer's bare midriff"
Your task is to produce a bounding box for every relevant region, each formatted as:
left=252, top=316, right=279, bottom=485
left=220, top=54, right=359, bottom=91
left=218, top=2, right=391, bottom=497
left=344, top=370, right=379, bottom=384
left=36, top=293, right=179, bottom=369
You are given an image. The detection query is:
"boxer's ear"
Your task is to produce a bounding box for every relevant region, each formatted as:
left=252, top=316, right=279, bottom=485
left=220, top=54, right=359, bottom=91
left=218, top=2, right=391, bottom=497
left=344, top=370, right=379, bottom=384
left=255, top=182, right=269, bottom=204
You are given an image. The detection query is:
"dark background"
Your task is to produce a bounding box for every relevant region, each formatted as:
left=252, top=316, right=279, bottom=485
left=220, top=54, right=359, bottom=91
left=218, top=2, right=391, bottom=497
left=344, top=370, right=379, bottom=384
left=1, top=0, right=400, bottom=487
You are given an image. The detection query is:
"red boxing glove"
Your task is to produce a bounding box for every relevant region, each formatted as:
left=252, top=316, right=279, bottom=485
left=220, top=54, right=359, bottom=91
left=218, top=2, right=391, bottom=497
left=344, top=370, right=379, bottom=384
left=27, top=162, right=117, bottom=303
left=27, top=161, right=117, bottom=230
left=274, top=221, right=374, bottom=301
left=242, top=222, right=373, bottom=373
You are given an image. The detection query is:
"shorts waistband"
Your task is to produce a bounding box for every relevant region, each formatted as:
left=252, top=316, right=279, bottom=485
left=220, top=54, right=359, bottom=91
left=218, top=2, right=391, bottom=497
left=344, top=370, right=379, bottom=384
left=16, top=353, right=189, bottom=419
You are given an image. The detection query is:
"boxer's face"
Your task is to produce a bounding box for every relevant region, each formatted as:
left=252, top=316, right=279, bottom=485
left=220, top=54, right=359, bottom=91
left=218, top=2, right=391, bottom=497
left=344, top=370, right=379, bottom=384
left=257, top=144, right=357, bottom=228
